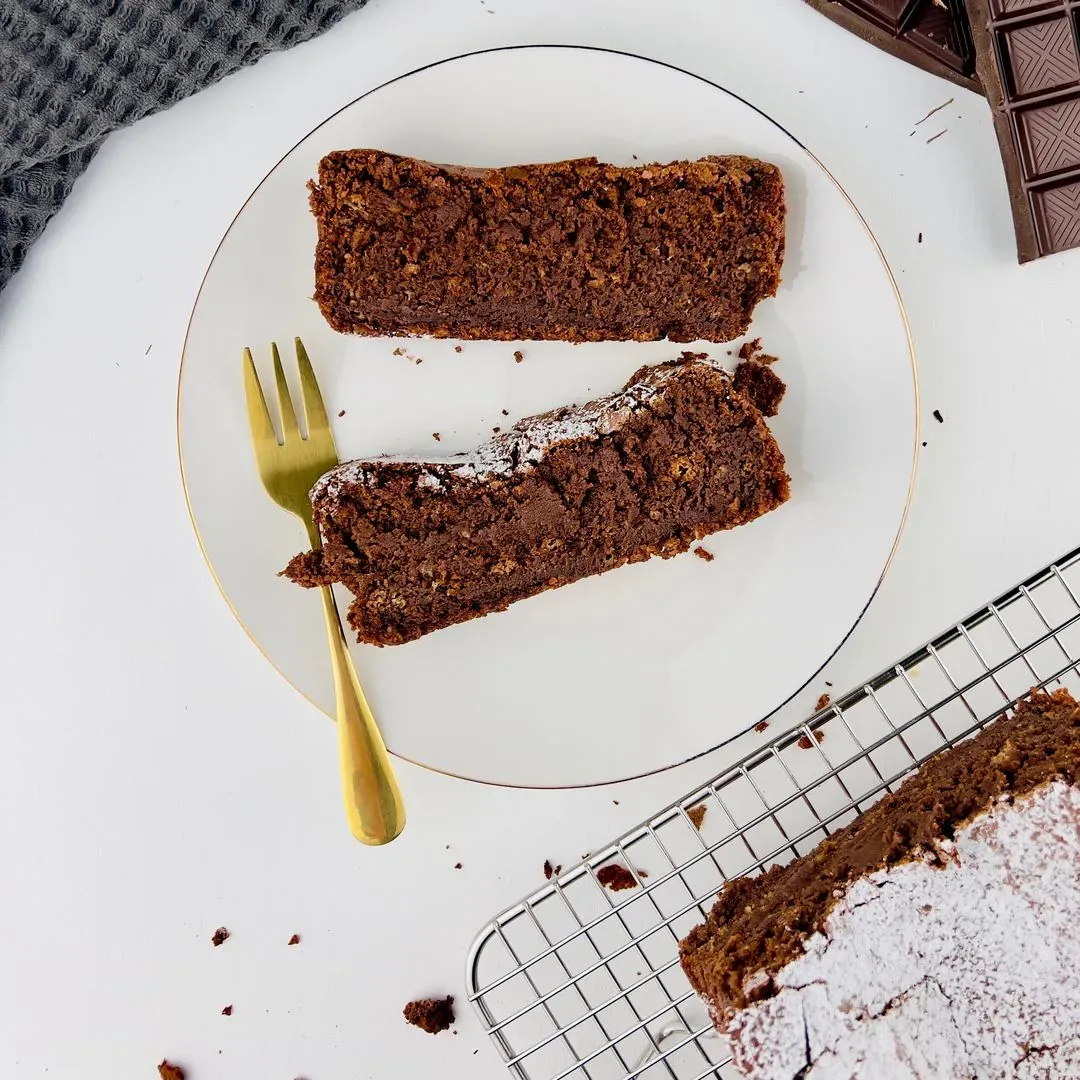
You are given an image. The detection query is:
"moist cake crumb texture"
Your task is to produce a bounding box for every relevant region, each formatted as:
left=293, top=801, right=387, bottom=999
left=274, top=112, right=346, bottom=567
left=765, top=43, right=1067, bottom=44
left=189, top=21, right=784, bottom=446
left=680, top=690, right=1080, bottom=1079
left=403, top=996, right=455, bottom=1034
left=733, top=360, right=786, bottom=417
left=309, top=150, right=785, bottom=342
left=284, top=355, right=789, bottom=646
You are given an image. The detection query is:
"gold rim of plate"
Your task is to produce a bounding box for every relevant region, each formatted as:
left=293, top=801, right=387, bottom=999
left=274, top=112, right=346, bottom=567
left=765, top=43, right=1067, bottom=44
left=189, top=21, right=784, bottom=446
left=176, top=45, right=921, bottom=791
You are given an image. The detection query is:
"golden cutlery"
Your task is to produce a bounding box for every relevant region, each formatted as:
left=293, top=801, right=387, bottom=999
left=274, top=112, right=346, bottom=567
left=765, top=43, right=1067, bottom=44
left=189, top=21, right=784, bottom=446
left=243, top=337, right=405, bottom=845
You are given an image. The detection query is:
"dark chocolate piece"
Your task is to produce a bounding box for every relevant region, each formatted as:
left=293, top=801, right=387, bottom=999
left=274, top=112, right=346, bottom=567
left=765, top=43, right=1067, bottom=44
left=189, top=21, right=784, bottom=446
left=803, top=0, right=981, bottom=92
left=969, top=0, right=1080, bottom=261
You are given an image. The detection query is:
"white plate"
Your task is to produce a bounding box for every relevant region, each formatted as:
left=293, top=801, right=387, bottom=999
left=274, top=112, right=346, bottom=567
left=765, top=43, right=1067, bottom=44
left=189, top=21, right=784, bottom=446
left=179, top=46, right=917, bottom=788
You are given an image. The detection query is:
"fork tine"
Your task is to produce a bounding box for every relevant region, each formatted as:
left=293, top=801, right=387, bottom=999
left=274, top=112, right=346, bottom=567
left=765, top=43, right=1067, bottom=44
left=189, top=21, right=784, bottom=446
left=243, top=347, right=278, bottom=447
left=271, top=341, right=301, bottom=442
left=295, top=337, right=334, bottom=445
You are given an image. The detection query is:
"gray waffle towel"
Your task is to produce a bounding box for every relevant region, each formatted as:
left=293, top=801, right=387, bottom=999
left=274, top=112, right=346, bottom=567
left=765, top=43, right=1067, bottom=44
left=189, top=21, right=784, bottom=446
left=0, top=0, right=371, bottom=292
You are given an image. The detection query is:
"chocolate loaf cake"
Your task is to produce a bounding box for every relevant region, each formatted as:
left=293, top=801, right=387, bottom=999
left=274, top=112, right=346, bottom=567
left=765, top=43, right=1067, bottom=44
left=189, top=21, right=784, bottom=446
left=309, top=151, right=786, bottom=343
left=283, top=355, right=789, bottom=645
left=679, top=689, right=1080, bottom=1079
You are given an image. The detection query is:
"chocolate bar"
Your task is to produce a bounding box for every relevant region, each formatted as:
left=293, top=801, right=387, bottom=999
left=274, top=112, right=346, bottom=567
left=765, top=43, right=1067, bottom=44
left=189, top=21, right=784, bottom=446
left=803, top=0, right=982, bottom=92
left=968, top=0, right=1080, bottom=260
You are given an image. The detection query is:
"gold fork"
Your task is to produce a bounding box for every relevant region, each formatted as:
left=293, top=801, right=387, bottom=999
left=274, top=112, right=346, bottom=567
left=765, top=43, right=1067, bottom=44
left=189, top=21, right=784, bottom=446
left=243, top=337, right=405, bottom=845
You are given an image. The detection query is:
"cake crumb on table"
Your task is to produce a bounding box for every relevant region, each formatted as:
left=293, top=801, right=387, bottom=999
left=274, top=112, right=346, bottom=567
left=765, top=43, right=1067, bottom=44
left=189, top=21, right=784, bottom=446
left=754, top=720, right=770, bottom=733
left=454, top=862, right=462, bottom=870
left=693, top=546, right=714, bottom=562
left=222, top=1004, right=233, bottom=1016
left=687, top=805, right=707, bottom=830
left=514, top=350, right=524, bottom=363
left=432, top=432, right=441, bottom=441
left=454, top=345, right=463, bottom=353
left=288, top=934, right=300, bottom=945
left=337, top=409, right=345, bottom=418
left=816, top=693, right=831, bottom=711
left=158, top=1061, right=185, bottom=1080
left=211, top=927, right=229, bottom=947
left=933, top=409, right=944, bottom=423
left=798, top=731, right=826, bottom=749
left=543, top=859, right=562, bottom=880
left=403, top=996, right=455, bottom=1034
left=597, top=863, right=638, bottom=892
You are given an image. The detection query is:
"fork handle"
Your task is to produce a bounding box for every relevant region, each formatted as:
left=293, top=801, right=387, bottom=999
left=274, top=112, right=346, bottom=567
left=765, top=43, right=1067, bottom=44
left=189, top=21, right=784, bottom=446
left=315, top=581, right=406, bottom=845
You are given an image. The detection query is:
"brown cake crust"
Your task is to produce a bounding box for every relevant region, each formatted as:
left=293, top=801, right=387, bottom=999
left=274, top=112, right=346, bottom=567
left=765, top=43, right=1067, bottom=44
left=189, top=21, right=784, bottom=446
left=679, top=689, right=1080, bottom=1015
left=284, top=357, right=789, bottom=645
left=309, top=150, right=785, bottom=343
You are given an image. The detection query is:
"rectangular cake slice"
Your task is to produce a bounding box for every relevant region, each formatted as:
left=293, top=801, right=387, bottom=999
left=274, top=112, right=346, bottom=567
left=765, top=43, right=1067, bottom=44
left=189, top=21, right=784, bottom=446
left=309, top=151, right=785, bottom=343
left=283, top=355, right=789, bottom=645
left=679, top=690, right=1080, bottom=1079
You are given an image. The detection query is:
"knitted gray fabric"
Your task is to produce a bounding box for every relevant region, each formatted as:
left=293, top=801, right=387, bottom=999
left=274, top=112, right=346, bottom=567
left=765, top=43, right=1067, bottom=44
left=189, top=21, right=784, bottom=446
left=0, top=0, right=371, bottom=292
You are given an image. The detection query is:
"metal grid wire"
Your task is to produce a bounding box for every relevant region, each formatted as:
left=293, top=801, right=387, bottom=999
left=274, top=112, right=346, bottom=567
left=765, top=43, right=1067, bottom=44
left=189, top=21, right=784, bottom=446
left=466, top=543, right=1080, bottom=1080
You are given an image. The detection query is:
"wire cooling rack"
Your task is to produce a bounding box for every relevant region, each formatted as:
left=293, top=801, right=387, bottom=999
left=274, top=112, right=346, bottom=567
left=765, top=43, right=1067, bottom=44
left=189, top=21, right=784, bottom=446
left=466, top=543, right=1080, bottom=1080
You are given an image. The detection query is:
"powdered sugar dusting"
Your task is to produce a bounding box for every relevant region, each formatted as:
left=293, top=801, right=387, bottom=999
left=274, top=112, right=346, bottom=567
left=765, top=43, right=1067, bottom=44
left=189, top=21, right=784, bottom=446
left=716, top=780, right=1080, bottom=1079
left=312, top=356, right=732, bottom=502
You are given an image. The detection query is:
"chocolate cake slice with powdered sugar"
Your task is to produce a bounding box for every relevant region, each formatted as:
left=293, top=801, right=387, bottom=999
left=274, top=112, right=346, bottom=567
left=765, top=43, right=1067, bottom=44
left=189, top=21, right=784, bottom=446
left=679, top=689, right=1080, bottom=1079
left=283, top=354, right=789, bottom=645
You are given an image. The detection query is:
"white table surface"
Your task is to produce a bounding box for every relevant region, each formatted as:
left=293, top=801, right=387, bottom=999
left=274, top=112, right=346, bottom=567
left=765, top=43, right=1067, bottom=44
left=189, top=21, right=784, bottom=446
left=3, top=1, right=1079, bottom=1077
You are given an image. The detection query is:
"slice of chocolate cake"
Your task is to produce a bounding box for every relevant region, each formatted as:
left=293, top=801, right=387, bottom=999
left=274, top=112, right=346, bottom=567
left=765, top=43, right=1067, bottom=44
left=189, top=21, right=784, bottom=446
left=283, top=355, right=789, bottom=646
left=309, top=151, right=785, bottom=343
left=679, top=689, right=1080, bottom=1079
